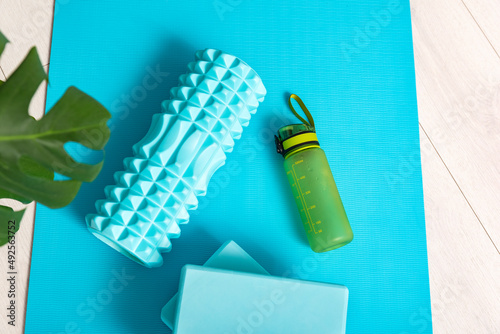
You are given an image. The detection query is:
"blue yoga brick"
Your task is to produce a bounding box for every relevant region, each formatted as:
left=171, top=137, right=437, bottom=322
left=175, top=265, right=349, bottom=334
left=161, top=240, right=269, bottom=330
left=86, top=49, right=266, bottom=268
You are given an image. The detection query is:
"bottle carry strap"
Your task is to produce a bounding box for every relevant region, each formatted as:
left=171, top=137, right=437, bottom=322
left=275, top=94, right=320, bottom=157
left=288, top=94, right=315, bottom=129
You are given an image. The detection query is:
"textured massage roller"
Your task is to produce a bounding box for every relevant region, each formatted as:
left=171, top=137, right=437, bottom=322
left=86, top=49, right=266, bottom=267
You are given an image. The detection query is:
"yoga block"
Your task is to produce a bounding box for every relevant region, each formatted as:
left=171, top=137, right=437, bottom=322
left=161, top=240, right=269, bottom=330
left=175, top=265, right=349, bottom=334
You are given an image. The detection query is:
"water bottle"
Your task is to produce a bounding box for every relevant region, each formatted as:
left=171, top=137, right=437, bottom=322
left=275, top=94, right=353, bottom=253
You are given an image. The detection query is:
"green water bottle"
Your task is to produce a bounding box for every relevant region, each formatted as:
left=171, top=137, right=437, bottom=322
left=275, top=94, right=353, bottom=253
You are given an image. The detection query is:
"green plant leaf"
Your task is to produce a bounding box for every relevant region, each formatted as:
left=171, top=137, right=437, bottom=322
left=0, top=205, right=24, bottom=246
left=0, top=31, right=7, bottom=56
left=0, top=187, right=31, bottom=204
left=0, top=32, right=111, bottom=211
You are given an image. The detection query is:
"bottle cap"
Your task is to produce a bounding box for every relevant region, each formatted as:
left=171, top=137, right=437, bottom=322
left=275, top=94, right=320, bottom=158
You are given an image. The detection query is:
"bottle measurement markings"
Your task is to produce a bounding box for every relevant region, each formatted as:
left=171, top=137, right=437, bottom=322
left=291, top=160, right=321, bottom=234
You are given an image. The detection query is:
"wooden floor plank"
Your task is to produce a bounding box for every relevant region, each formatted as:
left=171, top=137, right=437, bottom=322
left=0, top=0, right=54, bottom=76
left=420, top=127, right=500, bottom=334
left=411, top=0, right=500, bottom=248
left=462, top=0, right=500, bottom=57
left=0, top=61, right=47, bottom=333
left=0, top=200, right=35, bottom=333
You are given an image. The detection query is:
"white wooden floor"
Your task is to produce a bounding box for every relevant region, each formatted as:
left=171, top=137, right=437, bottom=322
left=0, top=1, right=499, bottom=333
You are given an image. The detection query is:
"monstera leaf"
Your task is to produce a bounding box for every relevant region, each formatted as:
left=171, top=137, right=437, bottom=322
left=0, top=31, right=111, bottom=245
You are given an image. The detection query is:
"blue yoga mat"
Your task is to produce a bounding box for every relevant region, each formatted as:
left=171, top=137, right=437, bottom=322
left=26, top=1, right=432, bottom=333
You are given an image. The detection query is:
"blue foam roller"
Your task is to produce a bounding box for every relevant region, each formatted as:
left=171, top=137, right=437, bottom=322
left=175, top=265, right=349, bottom=334
left=86, top=49, right=266, bottom=268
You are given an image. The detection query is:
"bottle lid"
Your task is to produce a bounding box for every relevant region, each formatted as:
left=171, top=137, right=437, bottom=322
left=275, top=94, right=320, bottom=157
